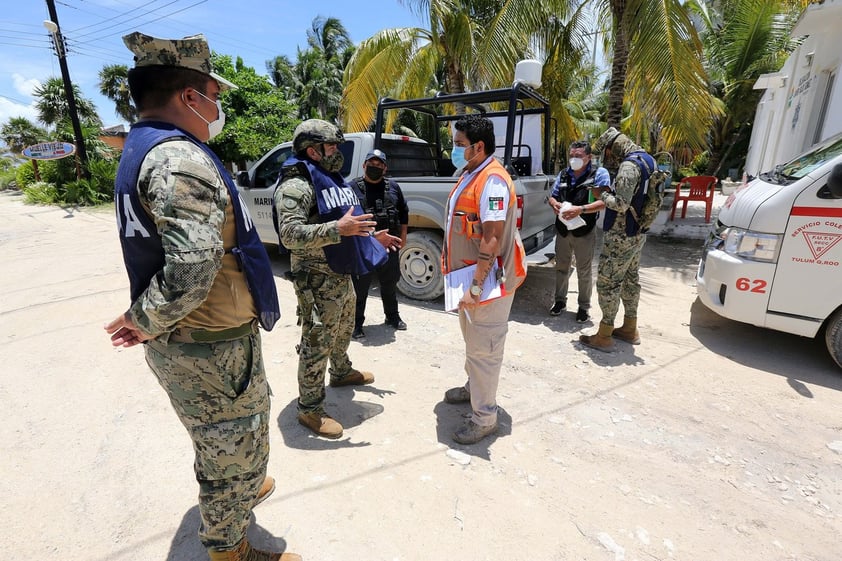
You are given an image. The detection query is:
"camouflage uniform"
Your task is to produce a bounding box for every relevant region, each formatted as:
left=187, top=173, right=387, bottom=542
left=595, top=130, right=648, bottom=325
left=129, top=139, right=270, bottom=550
left=117, top=32, right=270, bottom=553
left=275, top=170, right=358, bottom=414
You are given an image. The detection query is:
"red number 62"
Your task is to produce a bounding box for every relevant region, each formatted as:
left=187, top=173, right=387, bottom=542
left=735, top=277, right=767, bottom=293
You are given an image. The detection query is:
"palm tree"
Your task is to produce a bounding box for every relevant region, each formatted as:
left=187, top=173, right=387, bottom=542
left=33, top=77, right=101, bottom=128
left=534, top=4, right=603, bottom=158
left=1, top=117, right=47, bottom=155
left=689, top=0, right=810, bottom=176
left=288, top=17, right=354, bottom=122
left=266, top=54, right=298, bottom=97
left=592, top=0, right=721, bottom=153
left=341, top=0, right=576, bottom=133
left=98, top=64, right=137, bottom=123
left=307, top=16, right=353, bottom=63
left=1, top=117, right=49, bottom=181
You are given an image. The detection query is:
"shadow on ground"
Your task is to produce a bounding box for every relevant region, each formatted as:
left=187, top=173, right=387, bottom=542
left=165, top=506, right=293, bottom=561
left=688, top=297, right=842, bottom=391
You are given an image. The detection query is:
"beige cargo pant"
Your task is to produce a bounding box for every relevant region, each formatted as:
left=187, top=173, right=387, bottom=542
left=457, top=292, right=515, bottom=427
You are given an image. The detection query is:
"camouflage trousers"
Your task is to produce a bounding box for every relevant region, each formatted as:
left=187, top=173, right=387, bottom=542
left=145, top=332, right=270, bottom=551
left=596, top=230, right=647, bottom=325
left=293, top=270, right=355, bottom=413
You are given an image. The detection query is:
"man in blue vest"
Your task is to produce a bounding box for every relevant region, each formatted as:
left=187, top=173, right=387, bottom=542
left=275, top=119, right=400, bottom=439
left=547, top=140, right=611, bottom=323
left=103, top=32, right=297, bottom=561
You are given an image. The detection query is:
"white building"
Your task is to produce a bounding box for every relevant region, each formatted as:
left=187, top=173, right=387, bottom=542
left=744, top=0, right=842, bottom=178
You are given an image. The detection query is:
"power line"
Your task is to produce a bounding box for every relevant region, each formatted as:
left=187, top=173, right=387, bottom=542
left=0, top=93, right=35, bottom=106
left=0, top=39, right=51, bottom=50
left=71, top=0, right=190, bottom=41
left=62, top=0, right=283, bottom=69
left=68, top=0, right=174, bottom=33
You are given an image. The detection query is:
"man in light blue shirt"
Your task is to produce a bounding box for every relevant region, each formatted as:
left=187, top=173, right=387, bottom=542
left=547, top=140, right=611, bottom=322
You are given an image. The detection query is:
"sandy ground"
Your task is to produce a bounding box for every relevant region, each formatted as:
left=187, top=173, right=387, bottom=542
left=1, top=189, right=841, bottom=561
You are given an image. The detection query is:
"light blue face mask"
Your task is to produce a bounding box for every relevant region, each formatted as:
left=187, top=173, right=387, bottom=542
left=451, top=143, right=475, bottom=169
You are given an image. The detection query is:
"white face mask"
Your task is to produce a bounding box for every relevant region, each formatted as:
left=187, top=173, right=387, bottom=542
left=186, top=90, right=226, bottom=140
left=569, top=157, right=585, bottom=171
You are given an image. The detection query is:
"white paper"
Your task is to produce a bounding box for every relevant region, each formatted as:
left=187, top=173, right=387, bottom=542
left=558, top=201, right=586, bottom=230
left=444, top=263, right=503, bottom=312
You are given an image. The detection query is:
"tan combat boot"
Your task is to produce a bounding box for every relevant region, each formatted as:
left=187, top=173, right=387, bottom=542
left=579, top=322, right=615, bottom=352
left=612, top=316, right=641, bottom=344
left=329, top=369, right=374, bottom=387
left=208, top=539, right=302, bottom=561
left=297, top=411, right=343, bottom=439
left=253, top=476, right=275, bottom=508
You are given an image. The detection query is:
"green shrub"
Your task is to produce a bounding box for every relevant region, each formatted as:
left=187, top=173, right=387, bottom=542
left=0, top=169, right=16, bottom=191
left=15, top=161, right=37, bottom=189
left=22, top=181, right=59, bottom=204
left=87, top=157, right=117, bottom=203
left=679, top=151, right=710, bottom=177
left=37, top=158, right=78, bottom=194
left=64, top=176, right=113, bottom=205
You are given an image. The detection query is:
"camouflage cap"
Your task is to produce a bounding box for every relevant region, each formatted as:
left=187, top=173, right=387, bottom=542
left=593, top=127, right=623, bottom=155
left=122, top=31, right=237, bottom=91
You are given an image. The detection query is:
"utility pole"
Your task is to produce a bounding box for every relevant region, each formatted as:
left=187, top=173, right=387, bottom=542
left=44, top=0, right=89, bottom=180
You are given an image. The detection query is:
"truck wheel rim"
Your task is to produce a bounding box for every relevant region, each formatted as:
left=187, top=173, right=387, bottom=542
left=402, top=249, right=434, bottom=287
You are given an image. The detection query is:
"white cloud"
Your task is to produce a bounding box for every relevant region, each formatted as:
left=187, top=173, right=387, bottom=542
left=0, top=96, right=39, bottom=126
left=12, top=74, right=42, bottom=98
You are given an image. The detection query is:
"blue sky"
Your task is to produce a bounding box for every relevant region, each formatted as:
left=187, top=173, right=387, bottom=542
left=0, top=0, right=424, bottom=129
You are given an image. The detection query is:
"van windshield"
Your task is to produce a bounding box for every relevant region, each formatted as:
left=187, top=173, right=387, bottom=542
left=778, top=135, right=842, bottom=180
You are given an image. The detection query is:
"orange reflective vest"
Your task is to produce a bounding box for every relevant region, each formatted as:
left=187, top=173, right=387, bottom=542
left=443, top=158, right=527, bottom=300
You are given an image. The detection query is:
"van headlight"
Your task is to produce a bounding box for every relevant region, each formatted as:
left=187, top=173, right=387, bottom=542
left=720, top=228, right=781, bottom=262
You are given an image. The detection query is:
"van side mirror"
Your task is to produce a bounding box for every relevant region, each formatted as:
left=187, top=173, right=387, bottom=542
left=828, top=164, right=842, bottom=199
left=236, top=170, right=250, bottom=188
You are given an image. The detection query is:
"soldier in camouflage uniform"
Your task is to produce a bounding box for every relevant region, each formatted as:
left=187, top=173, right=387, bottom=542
left=104, top=33, right=298, bottom=561
left=579, top=127, right=648, bottom=352
left=275, top=119, right=400, bottom=439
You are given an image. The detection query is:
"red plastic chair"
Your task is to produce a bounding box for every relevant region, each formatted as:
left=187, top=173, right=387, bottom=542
left=670, top=175, right=717, bottom=223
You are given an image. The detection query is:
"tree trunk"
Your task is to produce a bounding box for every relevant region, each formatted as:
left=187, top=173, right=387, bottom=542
left=606, top=0, right=628, bottom=129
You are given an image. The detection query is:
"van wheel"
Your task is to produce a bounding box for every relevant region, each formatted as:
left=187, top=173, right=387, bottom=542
left=398, top=231, right=444, bottom=301
left=825, top=307, right=842, bottom=369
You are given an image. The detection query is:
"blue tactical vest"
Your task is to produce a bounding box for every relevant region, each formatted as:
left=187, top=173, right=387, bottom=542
left=114, top=121, right=281, bottom=331
left=280, top=156, right=388, bottom=275
left=602, top=151, right=657, bottom=237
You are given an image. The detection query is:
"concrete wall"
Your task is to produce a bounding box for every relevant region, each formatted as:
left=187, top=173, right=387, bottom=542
left=744, top=0, right=842, bottom=177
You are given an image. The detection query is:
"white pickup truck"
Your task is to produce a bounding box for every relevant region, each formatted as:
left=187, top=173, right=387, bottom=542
left=236, top=83, right=557, bottom=301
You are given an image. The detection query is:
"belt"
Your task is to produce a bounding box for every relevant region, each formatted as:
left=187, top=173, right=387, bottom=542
left=168, top=321, right=256, bottom=343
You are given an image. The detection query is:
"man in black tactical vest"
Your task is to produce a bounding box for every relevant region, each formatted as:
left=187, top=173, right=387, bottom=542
left=351, top=150, right=410, bottom=339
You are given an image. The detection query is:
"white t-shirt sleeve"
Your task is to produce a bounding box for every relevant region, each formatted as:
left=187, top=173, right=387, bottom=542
left=478, top=174, right=510, bottom=222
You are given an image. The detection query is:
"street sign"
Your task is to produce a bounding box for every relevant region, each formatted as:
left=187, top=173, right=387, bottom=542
left=23, top=141, right=76, bottom=160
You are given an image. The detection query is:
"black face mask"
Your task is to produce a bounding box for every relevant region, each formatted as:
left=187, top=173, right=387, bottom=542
left=365, top=166, right=385, bottom=181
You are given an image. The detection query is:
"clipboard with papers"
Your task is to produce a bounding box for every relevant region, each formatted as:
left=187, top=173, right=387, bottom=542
left=443, top=260, right=505, bottom=312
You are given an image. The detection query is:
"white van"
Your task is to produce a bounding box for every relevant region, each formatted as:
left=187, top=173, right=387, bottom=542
left=697, top=132, right=842, bottom=367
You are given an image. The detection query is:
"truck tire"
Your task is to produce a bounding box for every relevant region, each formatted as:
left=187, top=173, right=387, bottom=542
left=398, top=231, right=444, bottom=301
left=825, top=307, right=842, bottom=369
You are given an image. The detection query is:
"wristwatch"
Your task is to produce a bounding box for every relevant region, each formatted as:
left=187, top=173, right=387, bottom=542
left=470, top=283, right=483, bottom=297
